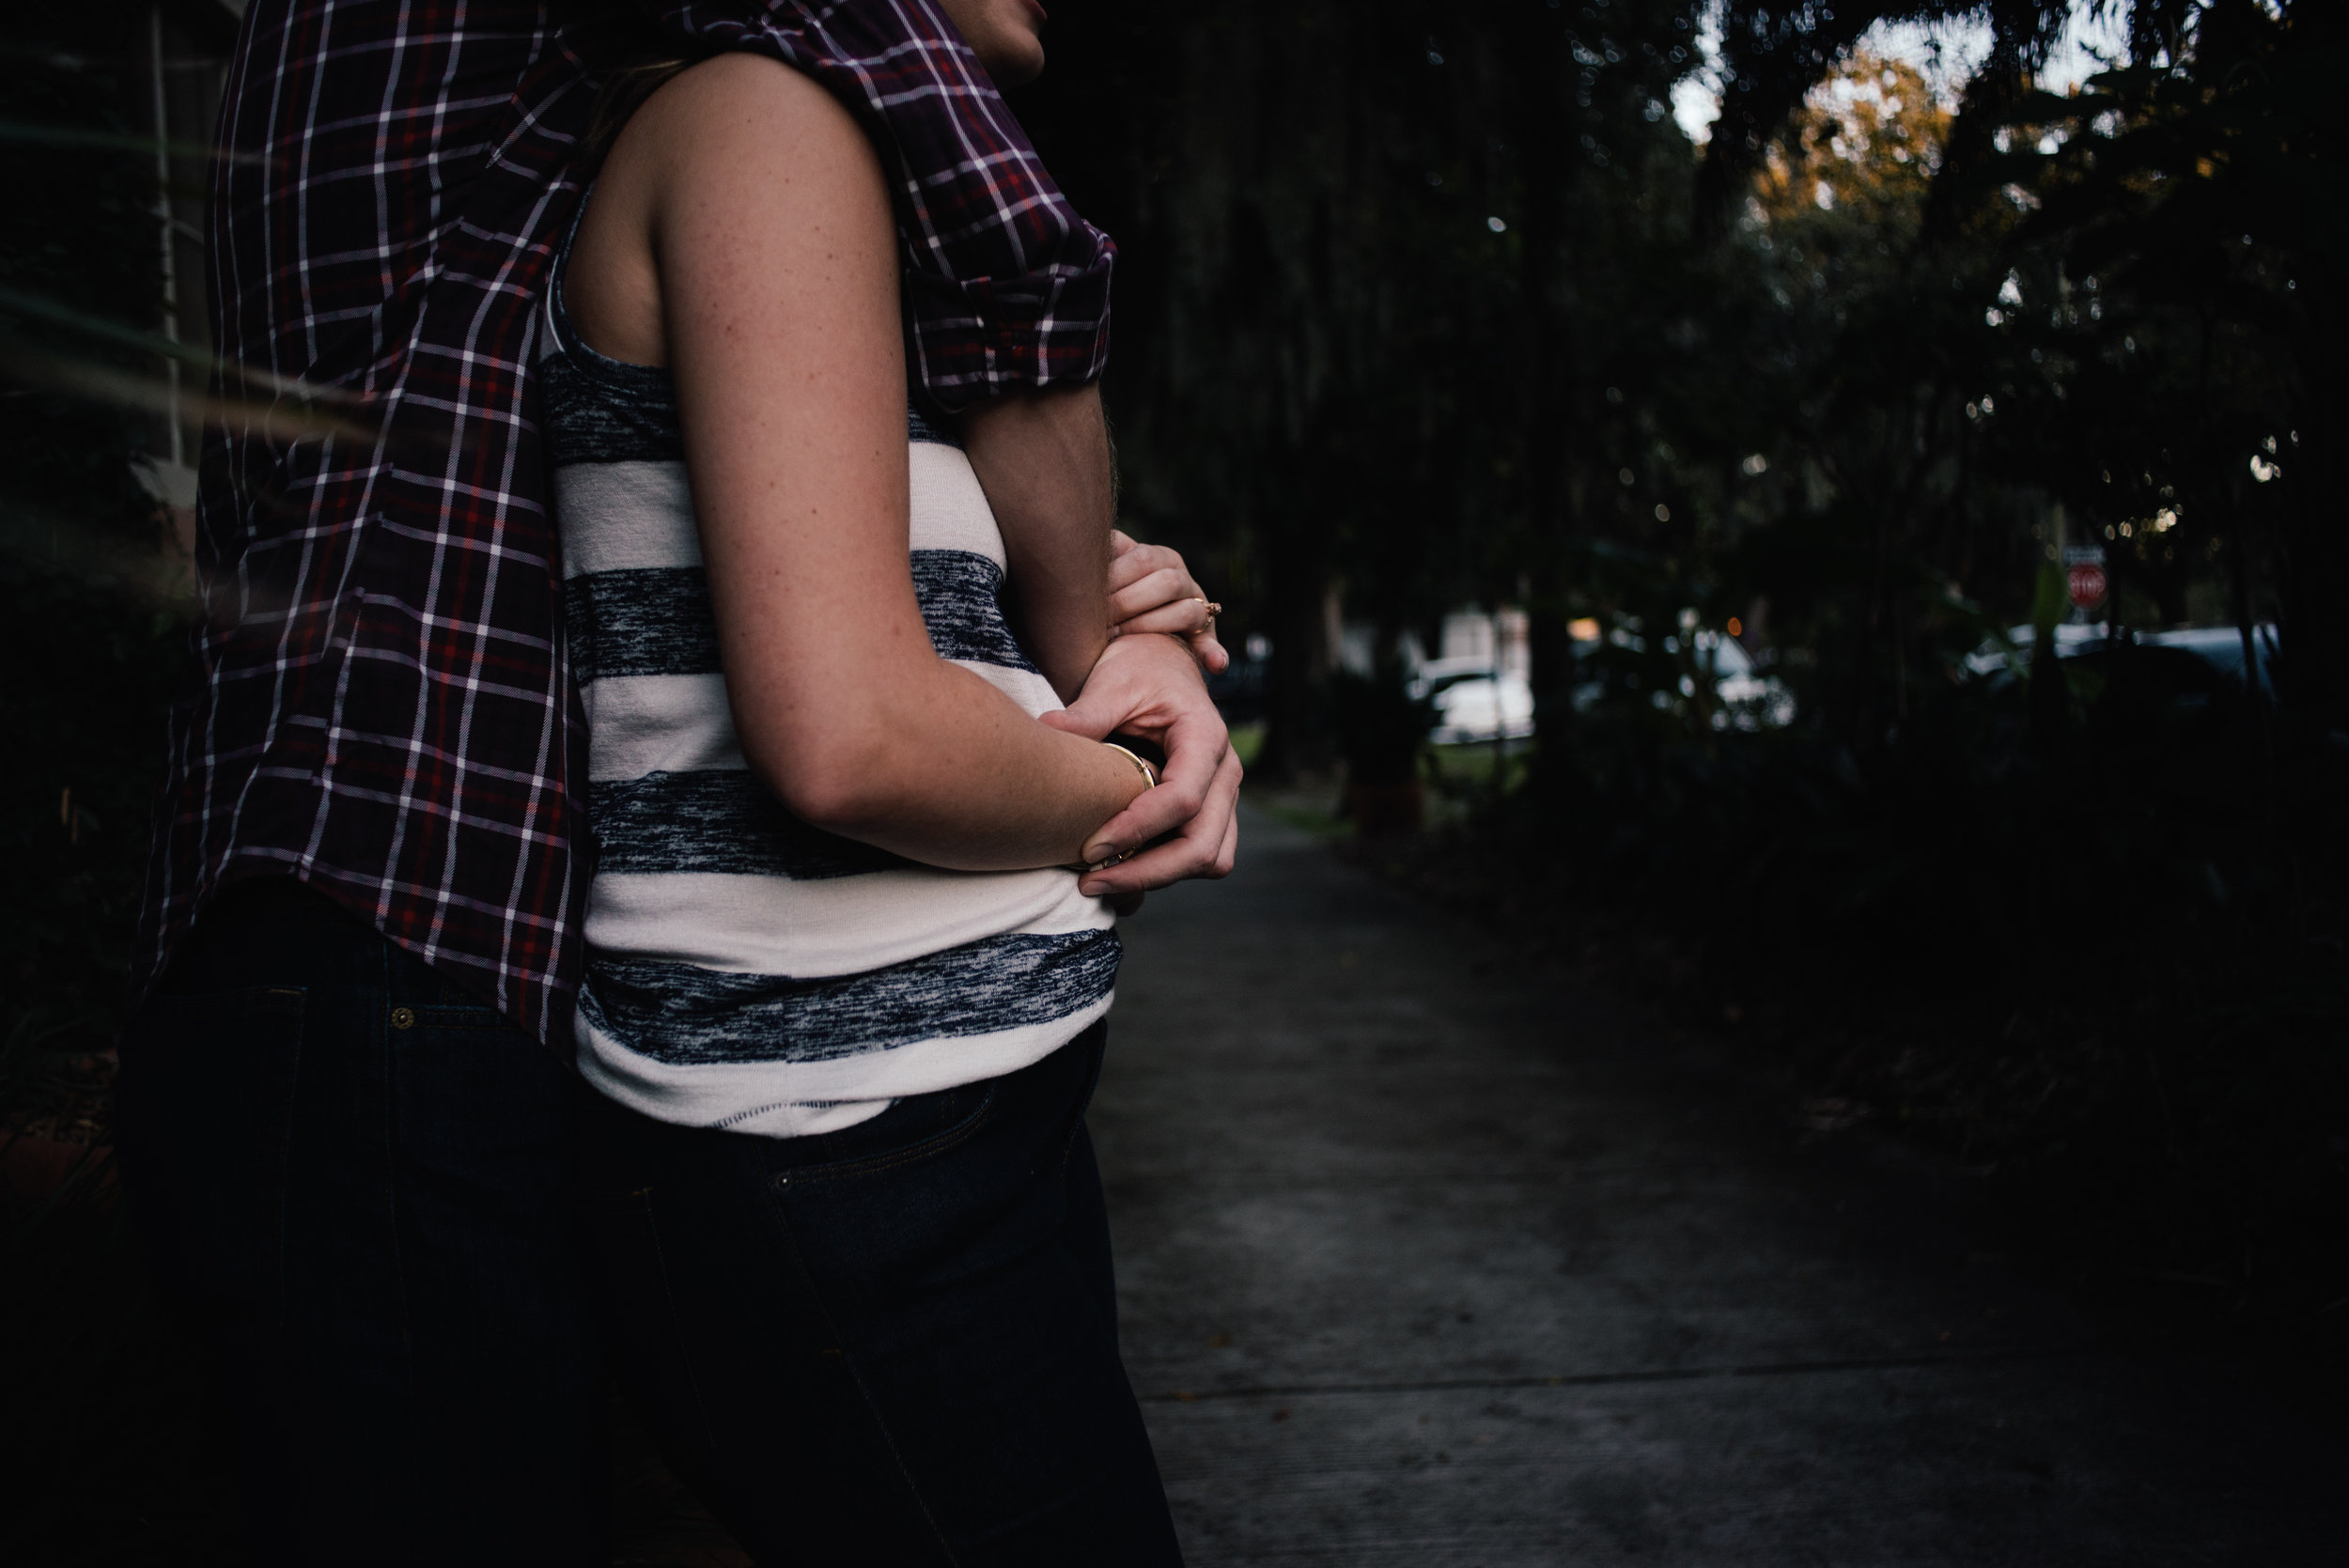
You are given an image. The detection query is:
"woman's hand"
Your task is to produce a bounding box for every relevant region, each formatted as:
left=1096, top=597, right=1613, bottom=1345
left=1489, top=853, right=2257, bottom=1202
left=1042, top=632, right=1240, bottom=897
left=1108, top=530, right=1231, bottom=674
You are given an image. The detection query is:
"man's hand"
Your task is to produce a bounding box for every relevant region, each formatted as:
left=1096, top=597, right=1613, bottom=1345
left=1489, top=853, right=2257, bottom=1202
left=1109, top=530, right=1231, bottom=674
left=1040, top=632, right=1240, bottom=898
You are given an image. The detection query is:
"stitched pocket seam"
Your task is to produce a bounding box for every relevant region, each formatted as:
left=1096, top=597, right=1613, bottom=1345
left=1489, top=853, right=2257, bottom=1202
left=782, top=1085, right=1001, bottom=1186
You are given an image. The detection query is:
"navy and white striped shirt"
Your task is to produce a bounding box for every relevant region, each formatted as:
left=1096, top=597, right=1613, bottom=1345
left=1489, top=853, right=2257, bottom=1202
left=543, top=242, right=1117, bottom=1136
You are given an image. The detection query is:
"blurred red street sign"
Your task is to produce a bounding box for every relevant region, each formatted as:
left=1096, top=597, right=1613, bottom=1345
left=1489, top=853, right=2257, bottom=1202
left=2067, top=562, right=2108, bottom=611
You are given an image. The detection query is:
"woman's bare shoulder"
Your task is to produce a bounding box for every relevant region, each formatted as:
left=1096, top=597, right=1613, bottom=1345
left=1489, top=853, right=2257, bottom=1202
left=630, top=52, right=879, bottom=191
left=574, top=53, right=891, bottom=368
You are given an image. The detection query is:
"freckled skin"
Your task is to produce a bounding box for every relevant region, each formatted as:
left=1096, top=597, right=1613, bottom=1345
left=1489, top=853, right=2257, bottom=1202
left=567, top=54, right=1147, bottom=869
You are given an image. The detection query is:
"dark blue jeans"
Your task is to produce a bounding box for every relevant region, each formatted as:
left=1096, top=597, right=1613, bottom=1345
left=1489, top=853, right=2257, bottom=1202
left=578, top=1022, right=1184, bottom=1566
left=115, top=879, right=604, bottom=1566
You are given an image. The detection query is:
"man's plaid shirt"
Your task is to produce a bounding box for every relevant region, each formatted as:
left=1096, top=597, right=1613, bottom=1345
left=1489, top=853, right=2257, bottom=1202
left=137, top=0, right=1115, bottom=1042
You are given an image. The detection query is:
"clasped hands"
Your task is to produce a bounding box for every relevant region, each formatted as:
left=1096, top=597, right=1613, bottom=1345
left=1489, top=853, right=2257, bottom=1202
left=1050, top=532, right=1240, bottom=908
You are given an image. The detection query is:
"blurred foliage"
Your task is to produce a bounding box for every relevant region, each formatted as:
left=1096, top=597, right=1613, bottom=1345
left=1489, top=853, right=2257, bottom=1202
left=0, top=10, right=191, bottom=1120
left=1, top=12, right=236, bottom=1562
left=1405, top=648, right=2347, bottom=1393
left=1022, top=0, right=2336, bottom=747
left=0, top=561, right=186, bottom=1115
left=1023, top=0, right=2347, bottom=1389
left=1330, top=664, right=1436, bottom=786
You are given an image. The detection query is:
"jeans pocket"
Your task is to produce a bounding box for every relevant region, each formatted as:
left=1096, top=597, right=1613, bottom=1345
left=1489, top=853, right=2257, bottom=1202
left=779, top=1078, right=1002, bottom=1187
left=117, top=986, right=308, bottom=1334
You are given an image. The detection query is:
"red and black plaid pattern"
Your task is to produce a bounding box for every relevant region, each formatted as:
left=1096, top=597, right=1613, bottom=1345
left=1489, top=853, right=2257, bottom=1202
left=136, top=0, right=1115, bottom=1042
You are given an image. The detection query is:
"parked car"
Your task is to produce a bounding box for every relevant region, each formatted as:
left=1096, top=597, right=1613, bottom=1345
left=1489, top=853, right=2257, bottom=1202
left=1695, top=629, right=1797, bottom=730
left=1966, top=623, right=2278, bottom=692
left=2133, top=624, right=2279, bottom=692
left=1567, top=627, right=1797, bottom=731
left=1408, top=657, right=1534, bottom=744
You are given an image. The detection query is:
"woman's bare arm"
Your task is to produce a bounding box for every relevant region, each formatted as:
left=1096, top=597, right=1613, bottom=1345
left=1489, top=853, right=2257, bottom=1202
left=578, top=54, right=1145, bottom=871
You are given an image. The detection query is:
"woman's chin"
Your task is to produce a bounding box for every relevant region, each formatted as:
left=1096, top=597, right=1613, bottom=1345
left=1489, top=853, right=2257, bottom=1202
left=988, top=40, right=1047, bottom=87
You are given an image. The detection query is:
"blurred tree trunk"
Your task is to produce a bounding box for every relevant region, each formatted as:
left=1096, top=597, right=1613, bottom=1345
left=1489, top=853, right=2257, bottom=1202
left=2281, top=0, right=2345, bottom=728
left=1496, top=0, right=1580, bottom=782
left=2278, top=303, right=2346, bottom=732
left=1254, top=503, right=1333, bottom=782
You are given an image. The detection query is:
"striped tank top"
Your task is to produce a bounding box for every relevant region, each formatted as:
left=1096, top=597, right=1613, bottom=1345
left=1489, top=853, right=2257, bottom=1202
left=543, top=228, right=1119, bottom=1139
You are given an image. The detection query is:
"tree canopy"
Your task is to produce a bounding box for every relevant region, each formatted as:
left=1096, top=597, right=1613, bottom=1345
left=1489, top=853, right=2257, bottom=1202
left=1015, top=0, right=2340, bottom=760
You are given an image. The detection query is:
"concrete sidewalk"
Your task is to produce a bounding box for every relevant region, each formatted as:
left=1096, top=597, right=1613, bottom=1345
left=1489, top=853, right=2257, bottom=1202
left=1096, top=805, right=2341, bottom=1566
